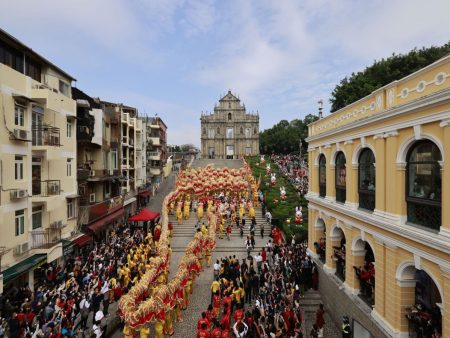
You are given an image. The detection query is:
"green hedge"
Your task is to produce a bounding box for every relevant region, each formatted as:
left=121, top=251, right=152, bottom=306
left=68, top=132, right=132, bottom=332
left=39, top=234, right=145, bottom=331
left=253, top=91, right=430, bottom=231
left=246, top=156, right=308, bottom=241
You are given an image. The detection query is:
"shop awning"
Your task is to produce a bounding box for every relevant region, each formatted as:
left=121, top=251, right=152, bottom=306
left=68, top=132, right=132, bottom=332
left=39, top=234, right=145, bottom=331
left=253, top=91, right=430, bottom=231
left=128, top=209, right=160, bottom=222
left=88, top=208, right=124, bottom=233
left=124, top=197, right=136, bottom=206
left=3, top=254, right=46, bottom=284
left=62, top=239, right=74, bottom=256
left=138, top=191, right=151, bottom=198
left=72, top=234, right=93, bottom=247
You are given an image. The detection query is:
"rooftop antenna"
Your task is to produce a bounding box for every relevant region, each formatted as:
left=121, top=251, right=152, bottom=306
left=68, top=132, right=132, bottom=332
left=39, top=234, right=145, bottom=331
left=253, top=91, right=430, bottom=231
left=318, top=99, right=324, bottom=119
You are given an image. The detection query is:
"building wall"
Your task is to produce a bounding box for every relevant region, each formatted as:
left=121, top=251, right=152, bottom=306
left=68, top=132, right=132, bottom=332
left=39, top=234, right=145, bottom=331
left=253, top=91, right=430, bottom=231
left=0, top=59, right=77, bottom=287
left=306, top=56, right=450, bottom=338
left=200, top=91, right=259, bottom=159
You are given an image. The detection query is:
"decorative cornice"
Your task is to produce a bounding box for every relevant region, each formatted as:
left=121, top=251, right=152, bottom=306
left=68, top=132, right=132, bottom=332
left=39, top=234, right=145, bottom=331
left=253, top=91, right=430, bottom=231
left=384, top=130, right=399, bottom=138
left=396, top=279, right=417, bottom=288
left=344, top=139, right=354, bottom=145
left=373, top=133, right=384, bottom=140
left=439, top=118, right=450, bottom=127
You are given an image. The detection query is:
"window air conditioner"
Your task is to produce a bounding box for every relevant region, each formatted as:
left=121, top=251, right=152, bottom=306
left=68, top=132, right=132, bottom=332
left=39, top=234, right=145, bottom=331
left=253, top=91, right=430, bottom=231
left=109, top=169, right=114, bottom=175
left=11, top=189, right=27, bottom=199
left=13, top=129, right=29, bottom=140
left=89, top=193, right=96, bottom=203
left=89, top=170, right=95, bottom=177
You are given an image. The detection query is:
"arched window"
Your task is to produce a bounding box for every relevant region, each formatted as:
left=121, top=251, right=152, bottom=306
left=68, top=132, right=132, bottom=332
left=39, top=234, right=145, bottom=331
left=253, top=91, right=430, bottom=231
left=254, top=127, right=257, bottom=135
left=228, top=113, right=232, bottom=121
left=406, top=140, right=442, bottom=230
left=240, top=127, right=243, bottom=134
left=335, top=152, right=346, bottom=203
left=318, top=155, right=326, bottom=197
left=217, top=127, right=220, bottom=134
left=202, top=127, right=206, bottom=135
left=358, top=149, right=375, bottom=211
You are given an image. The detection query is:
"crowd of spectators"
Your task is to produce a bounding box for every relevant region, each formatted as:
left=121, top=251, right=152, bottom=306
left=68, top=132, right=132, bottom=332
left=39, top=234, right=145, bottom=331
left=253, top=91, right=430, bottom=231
left=0, top=224, right=153, bottom=338
left=270, top=155, right=308, bottom=197
left=197, top=240, right=324, bottom=337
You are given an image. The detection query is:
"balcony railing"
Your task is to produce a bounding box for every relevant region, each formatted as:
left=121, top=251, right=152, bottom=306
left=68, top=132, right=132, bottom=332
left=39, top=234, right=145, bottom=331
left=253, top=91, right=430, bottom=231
left=32, top=180, right=60, bottom=196
left=78, top=195, right=123, bottom=225
left=32, top=127, right=61, bottom=146
left=31, top=228, right=62, bottom=249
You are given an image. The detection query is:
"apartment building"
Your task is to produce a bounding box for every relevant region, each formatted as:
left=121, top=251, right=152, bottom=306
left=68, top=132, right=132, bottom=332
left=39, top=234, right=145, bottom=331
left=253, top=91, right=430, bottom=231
left=143, top=116, right=167, bottom=194
left=306, top=56, right=450, bottom=337
left=0, top=29, right=78, bottom=292
left=72, top=88, right=125, bottom=238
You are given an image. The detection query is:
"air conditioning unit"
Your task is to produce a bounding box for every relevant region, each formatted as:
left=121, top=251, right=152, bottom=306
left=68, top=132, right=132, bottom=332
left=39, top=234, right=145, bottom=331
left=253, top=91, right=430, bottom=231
left=89, top=170, right=95, bottom=177
left=89, top=193, right=96, bottom=203
left=105, top=193, right=111, bottom=199
left=11, top=189, right=27, bottom=199
left=109, top=169, right=114, bottom=175
left=13, top=129, right=29, bottom=140
left=13, top=243, right=29, bottom=256
left=56, top=220, right=63, bottom=228
left=121, top=187, right=127, bottom=195
left=49, top=184, right=59, bottom=194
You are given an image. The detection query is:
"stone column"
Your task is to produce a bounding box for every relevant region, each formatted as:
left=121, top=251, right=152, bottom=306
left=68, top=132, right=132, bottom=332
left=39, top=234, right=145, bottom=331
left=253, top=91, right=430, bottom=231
left=324, top=221, right=339, bottom=274
left=373, top=134, right=386, bottom=214
left=309, top=149, right=318, bottom=194
left=373, top=238, right=386, bottom=318
left=440, top=120, right=450, bottom=239
left=344, top=140, right=357, bottom=207
left=325, top=146, right=335, bottom=200
left=384, top=243, right=402, bottom=333
left=385, top=131, right=399, bottom=216
left=308, top=208, right=316, bottom=253
left=439, top=265, right=450, bottom=338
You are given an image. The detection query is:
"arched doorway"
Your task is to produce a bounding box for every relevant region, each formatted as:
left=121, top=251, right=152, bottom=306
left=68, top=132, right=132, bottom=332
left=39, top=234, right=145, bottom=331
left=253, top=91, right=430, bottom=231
left=314, top=218, right=326, bottom=263
left=398, top=265, right=442, bottom=336
left=331, top=227, right=346, bottom=281
left=352, top=239, right=375, bottom=306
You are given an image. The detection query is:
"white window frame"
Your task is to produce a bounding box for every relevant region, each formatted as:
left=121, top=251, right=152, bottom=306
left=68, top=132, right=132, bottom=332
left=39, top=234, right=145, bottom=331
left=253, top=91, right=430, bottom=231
left=67, top=200, right=75, bottom=219
left=15, top=155, right=24, bottom=180
left=67, top=158, right=72, bottom=176
left=208, top=128, right=215, bottom=138
left=59, top=80, right=70, bottom=97
left=111, top=149, right=118, bottom=170
left=15, top=105, right=25, bottom=126
left=67, top=121, right=72, bottom=138
left=15, top=209, right=25, bottom=236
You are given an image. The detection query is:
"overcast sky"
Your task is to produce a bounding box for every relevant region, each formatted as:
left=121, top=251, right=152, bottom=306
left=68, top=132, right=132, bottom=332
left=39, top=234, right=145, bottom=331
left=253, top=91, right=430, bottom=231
left=1, top=0, right=449, bottom=147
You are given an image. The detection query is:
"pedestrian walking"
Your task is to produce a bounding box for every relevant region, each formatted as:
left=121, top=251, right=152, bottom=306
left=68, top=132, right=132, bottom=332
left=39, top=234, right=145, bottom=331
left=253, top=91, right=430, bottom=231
left=315, top=304, right=325, bottom=337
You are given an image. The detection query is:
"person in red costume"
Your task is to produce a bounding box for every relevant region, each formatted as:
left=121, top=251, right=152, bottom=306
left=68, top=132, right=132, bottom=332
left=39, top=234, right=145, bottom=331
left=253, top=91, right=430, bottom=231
left=197, top=322, right=210, bottom=338
left=197, top=312, right=210, bottom=331
left=210, top=319, right=222, bottom=338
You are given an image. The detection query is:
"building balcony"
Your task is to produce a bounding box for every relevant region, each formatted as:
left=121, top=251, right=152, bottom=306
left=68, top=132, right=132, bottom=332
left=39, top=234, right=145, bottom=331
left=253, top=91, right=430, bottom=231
left=78, top=195, right=124, bottom=225
left=32, top=180, right=60, bottom=197
left=78, top=168, right=120, bottom=181
left=148, top=137, right=161, bottom=146
left=121, top=113, right=129, bottom=124
left=32, top=127, right=61, bottom=147
left=147, top=151, right=161, bottom=160
left=31, top=227, right=62, bottom=250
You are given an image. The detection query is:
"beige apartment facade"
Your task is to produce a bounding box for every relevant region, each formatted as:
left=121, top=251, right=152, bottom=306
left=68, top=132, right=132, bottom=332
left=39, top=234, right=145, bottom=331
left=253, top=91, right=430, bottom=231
left=0, top=29, right=78, bottom=291
left=306, top=56, right=450, bottom=337
left=201, top=91, right=259, bottom=159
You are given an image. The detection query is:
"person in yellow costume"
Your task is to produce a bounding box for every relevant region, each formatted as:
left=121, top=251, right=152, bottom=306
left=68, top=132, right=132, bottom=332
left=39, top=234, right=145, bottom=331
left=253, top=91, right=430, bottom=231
left=163, top=310, right=174, bottom=336
left=207, top=200, right=213, bottom=213
left=183, top=282, right=191, bottom=309
left=197, top=201, right=204, bottom=220
left=123, top=326, right=135, bottom=338
left=248, top=202, right=255, bottom=219
left=173, top=301, right=182, bottom=322
left=176, top=202, right=183, bottom=224
left=169, top=201, right=175, bottom=215
left=183, top=199, right=190, bottom=219
left=154, top=317, right=164, bottom=338
left=218, top=219, right=224, bottom=239
left=239, top=203, right=244, bottom=220
left=205, top=247, right=212, bottom=267
left=138, top=325, right=150, bottom=338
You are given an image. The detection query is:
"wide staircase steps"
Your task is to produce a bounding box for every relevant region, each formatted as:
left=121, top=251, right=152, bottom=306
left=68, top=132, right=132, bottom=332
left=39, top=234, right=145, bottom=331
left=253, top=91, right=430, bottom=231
left=168, top=206, right=270, bottom=252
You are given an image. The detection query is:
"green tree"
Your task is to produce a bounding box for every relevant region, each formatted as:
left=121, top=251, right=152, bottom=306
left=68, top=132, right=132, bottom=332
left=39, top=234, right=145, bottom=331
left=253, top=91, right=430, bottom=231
left=259, top=115, right=318, bottom=154
left=330, top=43, right=450, bottom=112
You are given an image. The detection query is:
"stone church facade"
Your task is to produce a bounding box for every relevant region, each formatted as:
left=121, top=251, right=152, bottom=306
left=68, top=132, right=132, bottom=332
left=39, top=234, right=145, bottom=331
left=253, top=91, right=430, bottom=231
left=201, top=91, right=259, bottom=159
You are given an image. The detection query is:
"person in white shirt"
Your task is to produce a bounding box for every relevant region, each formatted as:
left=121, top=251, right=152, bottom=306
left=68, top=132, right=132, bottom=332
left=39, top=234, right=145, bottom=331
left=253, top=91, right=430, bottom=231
left=254, top=252, right=263, bottom=273
left=233, top=320, right=248, bottom=338
left=213, top=260, right=220, bottom=279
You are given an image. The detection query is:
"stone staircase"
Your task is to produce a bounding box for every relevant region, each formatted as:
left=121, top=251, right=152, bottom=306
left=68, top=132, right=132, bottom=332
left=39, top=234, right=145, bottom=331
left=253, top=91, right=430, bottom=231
left=300, top=289, right=340, bottom=338
left=168, top=206, right=269, bottom=253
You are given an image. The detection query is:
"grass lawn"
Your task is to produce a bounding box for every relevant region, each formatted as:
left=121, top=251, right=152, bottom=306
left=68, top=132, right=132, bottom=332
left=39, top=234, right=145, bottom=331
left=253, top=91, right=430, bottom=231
left=246, top=156, right=308, bottom=242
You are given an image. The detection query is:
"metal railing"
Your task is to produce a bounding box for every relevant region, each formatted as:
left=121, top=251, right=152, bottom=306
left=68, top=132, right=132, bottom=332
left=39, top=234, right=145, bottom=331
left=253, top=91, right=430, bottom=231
left=31, top=228, right=62, bottom=249
left=32, top=127, right=61, bottom=146
left=32, top=180, right=60, bottom=196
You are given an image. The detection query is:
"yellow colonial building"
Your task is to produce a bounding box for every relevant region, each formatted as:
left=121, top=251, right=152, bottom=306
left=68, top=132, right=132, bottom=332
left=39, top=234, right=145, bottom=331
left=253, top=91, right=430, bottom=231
left=0, top=29, right=78, bottom=291
left=307, top=55, right=450, bottom=337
